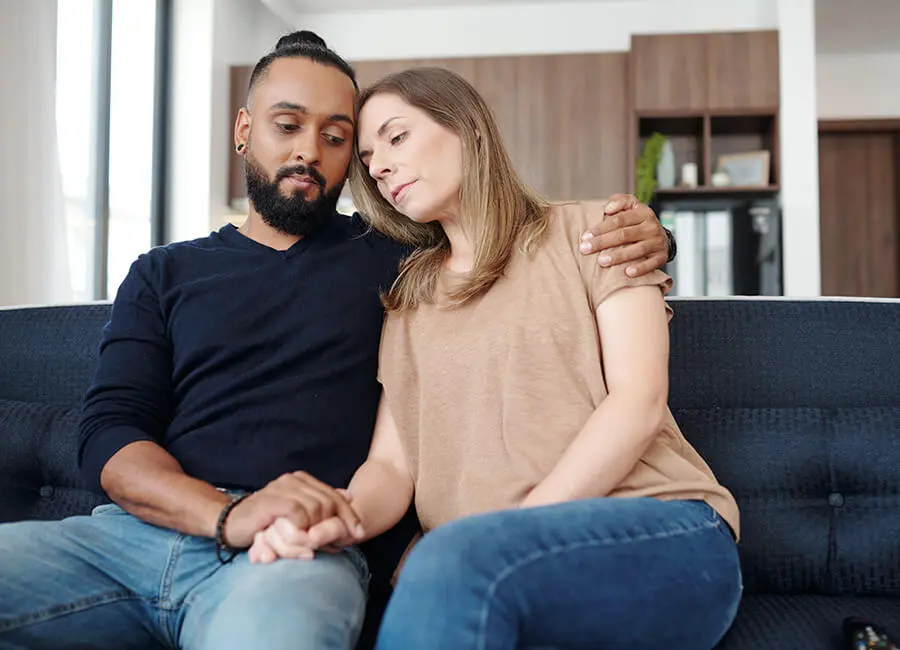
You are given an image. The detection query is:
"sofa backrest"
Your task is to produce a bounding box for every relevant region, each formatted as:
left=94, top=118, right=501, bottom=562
left=0, top=304, right=112, bottom=521
left=1, top=299, right=899, bottom=598
left=667, top=298, right=900, bottom=598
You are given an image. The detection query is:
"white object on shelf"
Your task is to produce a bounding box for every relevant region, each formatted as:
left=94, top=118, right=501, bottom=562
left=681, top=162, right=698, bottom=188
left=657, top=140, right=676, bottom=189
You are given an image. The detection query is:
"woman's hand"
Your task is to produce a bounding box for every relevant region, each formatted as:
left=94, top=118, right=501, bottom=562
left=248, top=489, right=362, bottom=563
left=248, top=514, right=359, bottom=563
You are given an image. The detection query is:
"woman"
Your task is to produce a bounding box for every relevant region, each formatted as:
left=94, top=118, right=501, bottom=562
left=253, top=67, right=742, bottom=649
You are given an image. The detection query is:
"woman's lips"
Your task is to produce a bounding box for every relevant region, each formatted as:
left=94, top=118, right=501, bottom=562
left=392, top=180, right=416, bottom=203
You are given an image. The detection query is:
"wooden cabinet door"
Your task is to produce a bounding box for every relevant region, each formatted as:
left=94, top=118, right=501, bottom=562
left=707, top=31, right=779, bottom=111
left=631, top=34, right=707, bottom=112
left=819, top=130, right=900, bottom=297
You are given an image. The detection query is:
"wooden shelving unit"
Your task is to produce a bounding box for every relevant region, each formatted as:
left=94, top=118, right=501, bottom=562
left=628, top=30, right=781, bottom=198
left=637, top=111, right=779, bottom=191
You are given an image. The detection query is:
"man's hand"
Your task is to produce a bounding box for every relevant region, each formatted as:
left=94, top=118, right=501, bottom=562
left=579, top=193, right=670, bottom=278
left=248, top=514, right=356, bottom=564
left=223, top=472, right=364, bottom=549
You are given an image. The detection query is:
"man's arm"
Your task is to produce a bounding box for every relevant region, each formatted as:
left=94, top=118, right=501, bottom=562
left=578, top=193, right=675, bottom=277
left=80, top=255, right=363, bottom=547
left=78, top=255, right=242, bottom=537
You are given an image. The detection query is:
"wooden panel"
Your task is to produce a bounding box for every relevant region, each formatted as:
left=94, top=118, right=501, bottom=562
left=819, top=132, right=899, bottom=297
left=707, top=31, right=779, bottom=111
left=352, top=53, right=629, bottom=201
left=868, top=134, right=900, bottom=297
left=631, top=34, right=707, bottom=112
left=820, top=119, right=900, bottom=133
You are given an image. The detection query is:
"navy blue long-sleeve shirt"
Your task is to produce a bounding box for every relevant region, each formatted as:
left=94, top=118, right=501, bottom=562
left=78, top=213, right=405, bottom=494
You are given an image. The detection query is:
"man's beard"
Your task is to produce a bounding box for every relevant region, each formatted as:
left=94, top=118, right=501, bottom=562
left=244, top=152, right=345, bottom=238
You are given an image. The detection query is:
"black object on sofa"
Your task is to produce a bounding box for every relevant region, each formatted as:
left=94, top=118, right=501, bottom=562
left=2, top=299, right=899, bottom=648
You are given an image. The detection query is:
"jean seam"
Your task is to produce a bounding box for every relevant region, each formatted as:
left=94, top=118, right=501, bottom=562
left=475, top=517, right=727, bottom=649
left=157, top=533, right=187, bottom=646
left=0, top=591, right=141, bottom=633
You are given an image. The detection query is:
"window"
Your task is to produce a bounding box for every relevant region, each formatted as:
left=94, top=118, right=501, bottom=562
left=56, top=0, right=167, bottom=301
left=107, top=0, right=158, bottom=298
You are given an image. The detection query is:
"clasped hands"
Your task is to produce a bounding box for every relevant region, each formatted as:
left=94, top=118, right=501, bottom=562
left=220, top=471, right=363, bottom=564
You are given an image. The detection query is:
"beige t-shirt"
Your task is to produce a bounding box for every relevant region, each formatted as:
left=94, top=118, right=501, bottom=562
left=378, top=200, right=740, bottom=539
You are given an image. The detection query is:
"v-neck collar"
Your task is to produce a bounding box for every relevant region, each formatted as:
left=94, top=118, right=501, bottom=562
left=218, top=216, right=338, bottom=259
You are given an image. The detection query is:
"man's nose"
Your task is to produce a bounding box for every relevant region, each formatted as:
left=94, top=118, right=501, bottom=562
left=291, top=130, right=321, bottom=166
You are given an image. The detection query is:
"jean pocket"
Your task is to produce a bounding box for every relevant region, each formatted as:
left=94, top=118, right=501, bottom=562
left=342, top=546, right=372, bottom=591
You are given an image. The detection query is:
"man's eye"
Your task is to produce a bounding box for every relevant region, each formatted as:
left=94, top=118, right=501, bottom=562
left=324, top=133, right=346, bottom=146
left=277, top=123, right=298, bottom=133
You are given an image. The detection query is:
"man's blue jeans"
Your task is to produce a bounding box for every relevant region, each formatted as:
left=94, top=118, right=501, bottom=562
left=0, top=503, right=370, bottom=649
left=376, top=498, right=742, bottom=650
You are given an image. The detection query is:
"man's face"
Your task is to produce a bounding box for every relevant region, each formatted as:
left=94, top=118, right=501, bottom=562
left=238, top=57, right=356, bottom=236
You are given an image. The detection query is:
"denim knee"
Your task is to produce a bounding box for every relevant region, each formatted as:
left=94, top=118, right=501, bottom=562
left=397, top=518, right=494, bottom=591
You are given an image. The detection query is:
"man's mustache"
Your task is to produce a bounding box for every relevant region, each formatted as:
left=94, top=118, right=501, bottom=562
left=275, top=164, right=326, bottom=189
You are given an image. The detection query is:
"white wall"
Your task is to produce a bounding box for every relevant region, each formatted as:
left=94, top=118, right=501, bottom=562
left=818, top=52, right=900, bottom=119
left=267, top=0, right=778, bottom=59
left=169, top=0, right=290, bottom=243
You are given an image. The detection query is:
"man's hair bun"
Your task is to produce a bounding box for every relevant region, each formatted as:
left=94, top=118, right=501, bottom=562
left=276, top=30, right=327, bottom=51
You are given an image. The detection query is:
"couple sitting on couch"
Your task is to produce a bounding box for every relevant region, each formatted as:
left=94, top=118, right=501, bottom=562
left=0, top=31, right=740, bottom=650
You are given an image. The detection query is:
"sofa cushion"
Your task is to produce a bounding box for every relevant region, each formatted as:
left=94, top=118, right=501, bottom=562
left=676, top=406, right=900, bottom=597
left=0, top=399, right=106, bottom=522
left=0, top=304, right=111, bottom=405
left=717, top=594, right=900, bottom=649
left=667, top=299, right=900, bottom=410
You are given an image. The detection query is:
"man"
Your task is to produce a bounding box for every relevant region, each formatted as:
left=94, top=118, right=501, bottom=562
left=0, top=31, right=674, bottom=649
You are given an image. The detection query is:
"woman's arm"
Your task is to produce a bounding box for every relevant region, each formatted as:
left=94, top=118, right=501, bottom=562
left=341, top=394, right=415, bottom=541
left=522, top=284, right=670, bottom=508
left=250, top=394, right=415, bottom=561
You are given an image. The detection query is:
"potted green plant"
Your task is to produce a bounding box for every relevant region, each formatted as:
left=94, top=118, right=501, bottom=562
left=635, top=132, right=666, bottom=205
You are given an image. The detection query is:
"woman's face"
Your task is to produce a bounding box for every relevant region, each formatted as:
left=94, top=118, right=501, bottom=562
left=357, top=93, right=464, bottom=225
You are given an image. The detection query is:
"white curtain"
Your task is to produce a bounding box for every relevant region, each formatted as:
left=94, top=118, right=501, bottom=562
left=0, top=0, right=71, bottom=307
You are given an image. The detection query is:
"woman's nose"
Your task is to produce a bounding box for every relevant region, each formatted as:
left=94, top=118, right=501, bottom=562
left=368, top=151, right=393, bottom=180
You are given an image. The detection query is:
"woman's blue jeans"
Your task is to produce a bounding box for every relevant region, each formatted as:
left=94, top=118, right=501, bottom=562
left=375, top=497, right=742, bottom=650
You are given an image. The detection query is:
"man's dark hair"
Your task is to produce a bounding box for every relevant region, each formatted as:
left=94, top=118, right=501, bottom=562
left=247, top=30, right=357, bottom=100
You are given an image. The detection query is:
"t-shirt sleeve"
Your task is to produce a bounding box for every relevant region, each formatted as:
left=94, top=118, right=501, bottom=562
left=568, top=201, right=674, bottom=316
left=590, top=257, right=674, bottom=314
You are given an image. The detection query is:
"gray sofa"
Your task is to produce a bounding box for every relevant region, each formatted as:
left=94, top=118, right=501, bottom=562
left=1, top=298, right=899, bottom=648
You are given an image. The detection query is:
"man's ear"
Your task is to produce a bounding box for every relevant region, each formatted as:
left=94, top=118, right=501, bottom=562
left=234, top=107, right=251, bottom=154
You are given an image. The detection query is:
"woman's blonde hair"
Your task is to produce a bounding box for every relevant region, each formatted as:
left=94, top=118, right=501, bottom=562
left=350, top=67, right=550, bottom=311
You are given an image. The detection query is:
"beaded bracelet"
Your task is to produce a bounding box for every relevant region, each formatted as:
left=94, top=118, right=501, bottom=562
left=215, top=492, right=252, bottom=564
